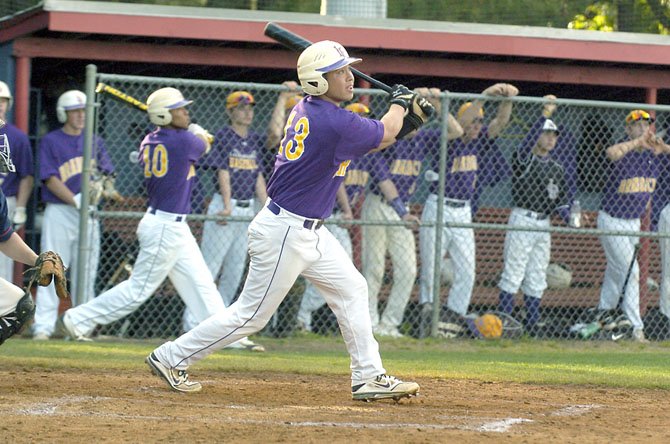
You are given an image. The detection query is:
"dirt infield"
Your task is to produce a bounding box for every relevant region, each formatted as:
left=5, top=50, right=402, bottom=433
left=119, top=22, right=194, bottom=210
left=2, top=367, right=669, bottom=443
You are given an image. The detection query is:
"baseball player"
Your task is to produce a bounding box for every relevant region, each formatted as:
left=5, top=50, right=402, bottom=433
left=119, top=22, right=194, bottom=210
left=187, top=91, right=267, bottom=351
left=595, top=109, right=664, bottom=343
left=497, top=96, right=572, bottom=335
left=32, top=90, right=115, bottom=340
left=297, top=102, right=369, bottom=333
left=0, top=81, right=34, bottom=282
left=147, top=40, right=430, bottom=401
left=419, top=83, right=518, bottom=334
left=653, top=134, right=670, bottom=335
left=60, top=87, right=228, bottom=342
left=0, top=131, right=38, bottom=345
left=363, top=89, right=462, bottom=338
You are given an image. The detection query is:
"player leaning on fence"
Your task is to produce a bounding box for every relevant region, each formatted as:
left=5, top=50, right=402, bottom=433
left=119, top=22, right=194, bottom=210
left=146, top=40, right=434, bottom=401
left=497, top=95, right=575, bottom=336
left=594, top=110, right=670, bottom=343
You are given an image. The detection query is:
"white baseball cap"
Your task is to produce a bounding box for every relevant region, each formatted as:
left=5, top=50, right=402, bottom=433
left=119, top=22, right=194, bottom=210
left=542, top=119, right=559, bottom=133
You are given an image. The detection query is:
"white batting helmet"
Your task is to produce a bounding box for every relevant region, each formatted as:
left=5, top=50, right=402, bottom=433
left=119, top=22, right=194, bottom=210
left=146, top=87, right=192, bottom=126
left=56, top=90, right=86, bottom=123
left=297, top=40, right=361, bottom=96
left=0, top=81, right=13, bottom=110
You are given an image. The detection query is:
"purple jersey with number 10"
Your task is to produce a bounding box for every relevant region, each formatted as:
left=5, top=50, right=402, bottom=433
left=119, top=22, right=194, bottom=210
left=267, top=96, right=384, bottom=219
left=139, top=127, right=206, bottom=214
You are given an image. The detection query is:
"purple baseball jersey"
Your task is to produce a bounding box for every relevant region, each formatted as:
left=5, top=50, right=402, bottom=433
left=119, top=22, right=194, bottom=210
left=368, top=129, right=433, bottom=202
left=203, top=126, right=264, bottom=200
left=39, top=129, right=114, bottom=204
left=428, top=127, right=490, bottom=201
left=266, top=96, right=384, bottom=219
left=0, top=188, right=13, bottom=242
left=140, top=127, right=206, bottom=214
left=0, top=123, right=33, bottom=196
left=600, top=142, right=658, bottom=219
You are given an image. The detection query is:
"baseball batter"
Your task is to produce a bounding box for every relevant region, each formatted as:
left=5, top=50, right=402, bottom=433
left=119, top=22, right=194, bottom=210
left=0, top=81, right=34, bottom=283
left=32, top=90, right=115, bottom=340
left=597, top=110, right=665, bottom=342
left=60, top=87, right=226, bottom=341
left=419, top=83, right=518, bottom=333
left=497, top=97, right=570, bottom=334
left=0, top=132, right=39, bottom=345
left=297, top=102, right=368, bottom=333
left=147, top=40, right=427, bottom=401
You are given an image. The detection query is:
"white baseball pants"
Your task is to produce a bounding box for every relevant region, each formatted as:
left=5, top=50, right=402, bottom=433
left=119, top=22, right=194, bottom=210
left=154, top=200, right=386, bottom=383
left=361, top=193, right=416, bottom=329
left=419, top=193, right=475, bottom=315
left=498, top=208, right=551, bottom=299
left=657, top=204, right=670, bottom=320
left=0, top=277, right=24, bottom=317
left=0, top=196, right=16, bottom=283
left=597, top=211, right=642, bottom=329
left=200, top=194, right=255, bottom=306
left=66, top=211, right=225, bottom=336
left=33, top=203, right=100, bottom=336
left=297, top=214, right=352, bottom=331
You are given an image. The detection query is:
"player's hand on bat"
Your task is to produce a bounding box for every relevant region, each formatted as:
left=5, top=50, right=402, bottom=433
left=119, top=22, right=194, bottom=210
left=389, top=84, right=414, bottom=110
left=216, top=208, right=233, bottom=226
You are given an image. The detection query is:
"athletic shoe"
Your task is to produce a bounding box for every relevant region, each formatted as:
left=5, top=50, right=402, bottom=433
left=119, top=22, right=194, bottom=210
left=373, top=323, right=404, bottom=338
left=145, top=352, right=202, bottom=393
left=352, top=374, right=420, bottom=402
left=224, top=336, right=266, bottom=352
left=59, top=312, right=93, bottom=342
left=632, top=328, right=650, bottom=344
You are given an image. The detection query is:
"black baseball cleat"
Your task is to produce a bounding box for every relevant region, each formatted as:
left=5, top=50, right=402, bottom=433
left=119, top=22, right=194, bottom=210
left=352, top=374, right=419, bottom=402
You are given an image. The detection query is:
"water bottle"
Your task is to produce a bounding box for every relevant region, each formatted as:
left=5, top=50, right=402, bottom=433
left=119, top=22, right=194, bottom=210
left=569, top=200, right=581, bottom=228
left=578, top=321, right=601, bottom=339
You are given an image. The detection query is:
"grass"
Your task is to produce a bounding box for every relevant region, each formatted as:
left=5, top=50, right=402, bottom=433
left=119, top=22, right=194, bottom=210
left=3, top=334, right=670, bottom=389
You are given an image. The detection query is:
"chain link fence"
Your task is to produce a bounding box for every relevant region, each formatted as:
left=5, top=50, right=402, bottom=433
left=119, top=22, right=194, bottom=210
left=80, top=71, right=670, bottom=342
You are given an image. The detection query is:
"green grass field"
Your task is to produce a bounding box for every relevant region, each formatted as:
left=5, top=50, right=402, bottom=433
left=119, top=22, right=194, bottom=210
left=3, top=335, right=670, bottom=389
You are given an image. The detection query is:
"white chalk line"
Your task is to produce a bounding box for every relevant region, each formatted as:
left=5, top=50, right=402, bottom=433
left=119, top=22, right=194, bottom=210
left=8, top=396, right=600, bottom=433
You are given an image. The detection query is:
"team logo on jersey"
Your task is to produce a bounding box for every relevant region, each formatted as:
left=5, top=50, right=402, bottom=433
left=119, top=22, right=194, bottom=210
left=547, top=178, right=559, bottom=200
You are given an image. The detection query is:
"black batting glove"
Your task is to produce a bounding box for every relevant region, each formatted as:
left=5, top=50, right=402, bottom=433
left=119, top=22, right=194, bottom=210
left=389, top=84, right=413, bottom=110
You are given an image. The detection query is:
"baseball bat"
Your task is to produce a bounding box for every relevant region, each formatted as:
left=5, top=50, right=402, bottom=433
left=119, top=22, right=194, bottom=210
left=263, top=22, right=392, bottom=93
left=620, top=243, right=640, bottom=302
left=95, top=82, right=147, bottom=112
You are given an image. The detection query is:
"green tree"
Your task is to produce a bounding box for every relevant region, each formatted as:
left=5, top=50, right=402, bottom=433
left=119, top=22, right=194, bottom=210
left=569, top=0, right=670, bottom=33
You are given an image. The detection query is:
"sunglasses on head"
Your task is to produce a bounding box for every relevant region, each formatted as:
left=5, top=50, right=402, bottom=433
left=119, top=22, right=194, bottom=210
left=626, top=110, right=653, bottom=124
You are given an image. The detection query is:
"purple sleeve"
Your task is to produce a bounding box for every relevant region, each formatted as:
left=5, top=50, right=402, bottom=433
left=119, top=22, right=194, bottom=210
left=94, top=136, right=115, bottom=174
left=202, top=130, right=225, bottom=168
left=333, top=112, right=384, bottom=162
left=13, top=130, right=34, bottom=178
left=184, top=132, right=206, bottom=162
left=553, top=127, right=578, bottom=203
left=515, top=117, right=546, bottom=165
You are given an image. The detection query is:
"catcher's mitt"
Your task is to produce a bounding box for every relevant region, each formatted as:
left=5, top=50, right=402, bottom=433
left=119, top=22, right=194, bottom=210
left=24, top=251, right=69, bottom=300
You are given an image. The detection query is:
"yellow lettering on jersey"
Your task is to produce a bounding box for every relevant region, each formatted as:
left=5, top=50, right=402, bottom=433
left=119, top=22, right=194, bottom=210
left=345, top=169, right=369, bottom=187
left=617, top=177, right=657, bottom=194
left=143, top=144, right=169, bottom=178
left=187, top=165, right=196, bottom=180
left=229, top=157, right=258, bottom=170
left=279, top=112, right=309, bottom=161
left=334, top=160, right=351, bottom=177
left=390, top=159, right=421, bottom=176
left=450, top=155, right=477, bottom=173
left=58, top=156, right=83, bottom=183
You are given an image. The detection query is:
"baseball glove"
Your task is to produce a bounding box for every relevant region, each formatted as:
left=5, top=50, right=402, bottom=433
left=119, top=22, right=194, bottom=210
left=24, top=251, right=69, bottom=300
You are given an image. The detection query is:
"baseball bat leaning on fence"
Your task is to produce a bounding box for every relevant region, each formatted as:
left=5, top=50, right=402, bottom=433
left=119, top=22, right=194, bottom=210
left=264, top=22, right=392, bottom=93
left=577, top=243, right=640, bottom=339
